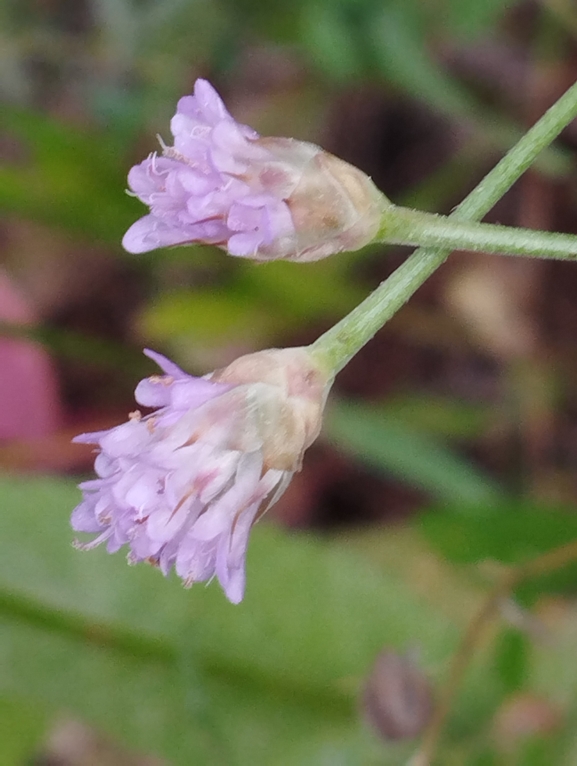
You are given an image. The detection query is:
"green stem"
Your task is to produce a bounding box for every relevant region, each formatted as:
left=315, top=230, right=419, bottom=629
left=310, top=79, right=577, bottom=375
left=379, top=205, right=577, bottom=261
left=0, top=585, right=175, bottom=663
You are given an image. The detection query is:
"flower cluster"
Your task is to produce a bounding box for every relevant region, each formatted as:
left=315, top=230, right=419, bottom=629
left=123, top=79, right=384, bottom=262
left=72, top=348, right=330, bottom=603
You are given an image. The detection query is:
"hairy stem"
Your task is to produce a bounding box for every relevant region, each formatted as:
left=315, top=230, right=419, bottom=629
left=310, top=79, right=577, bottom=374
left=380, top=205, right=577, bottom=261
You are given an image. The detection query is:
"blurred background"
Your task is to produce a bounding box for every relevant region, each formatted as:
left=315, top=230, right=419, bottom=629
left=3, top=0, right=577, bottom=764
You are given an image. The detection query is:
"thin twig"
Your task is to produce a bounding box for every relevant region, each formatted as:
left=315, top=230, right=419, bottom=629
left=410, top=537, right=577, bottom=765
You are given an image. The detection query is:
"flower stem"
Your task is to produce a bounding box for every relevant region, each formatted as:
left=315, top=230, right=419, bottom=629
left=310, top=79, right=577, bottom=375
left=379, top=205, right=577, bottom=261
left=410, top=537, right=577, bottom=766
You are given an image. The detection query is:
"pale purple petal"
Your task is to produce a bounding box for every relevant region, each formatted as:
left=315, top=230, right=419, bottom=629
left=122, top=216, right=195, bottom=254
left=197, top=451, right=239, bottom=504
left=73, top=429, right=112, bottom=445
left=122, top=79, right=296, bottom=260
left=190, top=451, right=263, bottom=541
left=226, top=231, right=262, bottom=257
left=193, top=79, right=232, bottom=122
left=71, top=501, right=103, bottom=533
left=227, top=197, right=294, bottom=256
left=146, top=501, right=193, bottom=546
left=143, top=349, right=188, bottom=378
left=99, top=420, right=151, bottom=458
left=215, top=500, right=261, bottom=604
left=175, top=537, right=219, bottom=584
left=209, top=120, right=265, bottom=174
left=127, top=155, right=180, bottom=202
left=94, top=452, right=116, bottom=478
left=178, top=168, right=217, bottom=196
left=170, top=378, right=230, bottom=411
left=135, top=361, right=232, bottom=412
left=71, top=348, right=292, bottom=603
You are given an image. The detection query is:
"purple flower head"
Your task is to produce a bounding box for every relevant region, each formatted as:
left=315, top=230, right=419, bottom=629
left=122, top=79, right=384, bottom=262
left=72, top=347, right=332, bottom=603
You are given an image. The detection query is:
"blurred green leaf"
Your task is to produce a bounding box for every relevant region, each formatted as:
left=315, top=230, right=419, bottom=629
left=519, top=737, right=565, bottom=766
left=91, top=0, right=138, bottom=56
left=140, top=289, right=285, bottom=349
left=420, top=502, right=577, bottom=603
left=0, top=106, right=139, bottom=245
left=472, top=749, right=499, bottom=766
left=420, top=502, right=577, bottom=565
left=446, top=0, right=516, bottom=39
left=240, top=257, right=365, bottom=322
left=301, top=3, right=362, bottom=81
left=141, top=258, right=364, bottom=349
left=325, top=399, right=503, bottom=505
left=0, top=473, right=460, bottom=765
left=494, top=627, right=529, bottom=694
left=365, top=3, right=570, bottom=178
left=220, top=0, right=303, bottom=41
left=380, top=394, right=489, bottom=439
left=367, top=4, right=479, bottom=122
left=0, top=697, right=47, bottom=765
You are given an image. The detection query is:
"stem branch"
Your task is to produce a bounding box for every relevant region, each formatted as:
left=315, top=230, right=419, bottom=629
left=380, top=205, right=577, bottom=262
left=310, top=80, right=577, bottom=374
left=411, top=537, right=577, bottom=766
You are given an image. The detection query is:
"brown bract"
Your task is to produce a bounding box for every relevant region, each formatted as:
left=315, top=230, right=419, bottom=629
left=253, top=137, right=387, bottom=262
left=210, top=347, right=333, bottom=471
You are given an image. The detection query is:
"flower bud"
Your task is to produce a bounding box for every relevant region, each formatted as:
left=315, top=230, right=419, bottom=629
left=362, top=650, right=434, bottom=741
left=122, top=79, right=386, bottom=261
left=251, top=138, right=385, bottom=261
left=71, top=347, right=332, bottom=603
left=209, top=347, right=331, bottom=469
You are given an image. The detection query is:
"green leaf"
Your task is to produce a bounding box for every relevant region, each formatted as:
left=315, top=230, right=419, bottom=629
left=445, top=0, right=515, bottom=39
left=301, top=3, right=362, bottom=81
left=366, top=4, right=481, bottom=122
left=494, top=627, right=530, bottom=694
left=419, top=501, right=577, bottom=603
left=471, top=749, right=499, bottom=766
left=0, top=106, right=138, bottom=244
left=379, top=394, right=489, bottom=439
left=420, top=502, right=577, bottom=566
left=325, top=399, right=503, bottom=505
left=0, top=473, right=459, bottom=765
left=241, top=257, right=365, bottom=324
left=365, top=4, right=570, bottom=178
left=140, top=259, right=364, bottom=349
left=139, top=289, right=285, bottom=349
left=0, top=697, right=47, bottom=765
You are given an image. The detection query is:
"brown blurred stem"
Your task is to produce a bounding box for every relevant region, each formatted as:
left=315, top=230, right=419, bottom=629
left=410, top=537, right=577, bottom=766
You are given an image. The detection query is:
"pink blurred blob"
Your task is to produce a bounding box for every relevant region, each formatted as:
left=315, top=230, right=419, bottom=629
left=0, top=270, right=62, bottom=439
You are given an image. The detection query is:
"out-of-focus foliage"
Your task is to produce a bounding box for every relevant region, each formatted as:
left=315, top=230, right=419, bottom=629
left=326, top=399, right=503, bottom=505
left=0, top=474, right=455, bottom=765
left=3, top=0, right=577, bottom=763
left=0, top=106, right=139, bottom=243
left=4, top=473, right=577, bottom=764
left=421, top=502, right=577, bottom=604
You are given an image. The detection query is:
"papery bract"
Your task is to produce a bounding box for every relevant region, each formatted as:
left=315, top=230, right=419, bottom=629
left=72, top=347, right=331, bottom=603
left=123, top=79, right=385, bottom=261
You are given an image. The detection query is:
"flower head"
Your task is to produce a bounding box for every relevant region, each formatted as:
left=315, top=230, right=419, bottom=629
left=72, top=347, right=331, bottom=603
left=123, top=79, right=385, bottom=261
